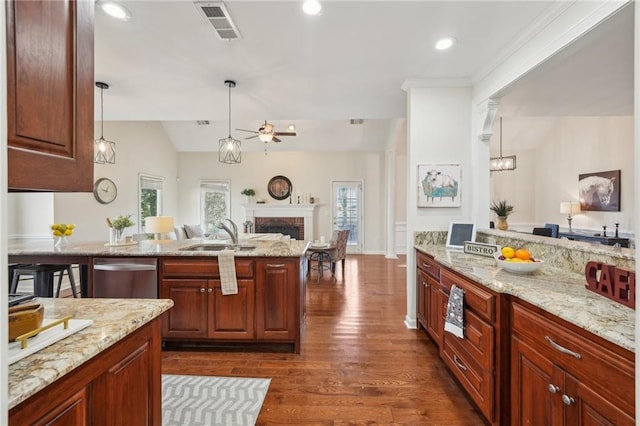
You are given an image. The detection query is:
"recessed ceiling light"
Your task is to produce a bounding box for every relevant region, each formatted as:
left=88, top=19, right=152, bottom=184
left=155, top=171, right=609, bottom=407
left=99, top=0, right=132, bottom=21
left=435, top=37, right=456, bottom=51
left=288, top=124, right=296, bottom=131
left=302, top=0, right=322, bottom=16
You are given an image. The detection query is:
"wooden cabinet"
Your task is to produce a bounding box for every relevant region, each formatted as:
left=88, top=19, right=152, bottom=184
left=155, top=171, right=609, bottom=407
left=6, top=0, right=95, bottom=191
left=416, top=251, right=442, bottom=345
left=160, top=258, right=255, bottom=340
left=9, top=318, right=162, bottom=425
left=160, top=257, right=303, bottom=352
left=440, top=268, right=500, bottom=424
left=511, top=300, right=635, bottom=426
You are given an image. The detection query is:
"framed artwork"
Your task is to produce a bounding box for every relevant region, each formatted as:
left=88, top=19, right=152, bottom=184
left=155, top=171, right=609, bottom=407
left=578, top=169, right=621, bottom=212
left=417, top=164, right=461, bottom=207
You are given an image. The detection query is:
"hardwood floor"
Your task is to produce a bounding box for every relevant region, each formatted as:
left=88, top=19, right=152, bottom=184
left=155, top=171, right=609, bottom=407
left=161, top=254, right=486, bottom=425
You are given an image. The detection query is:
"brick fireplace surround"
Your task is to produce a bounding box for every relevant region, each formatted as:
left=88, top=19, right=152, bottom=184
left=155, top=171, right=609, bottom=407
left=242, top=204, right=318, bottom=241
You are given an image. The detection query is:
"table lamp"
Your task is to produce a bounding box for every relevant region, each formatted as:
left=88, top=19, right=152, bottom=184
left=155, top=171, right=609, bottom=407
left=560, top=202, right=580, bottom=233
left=145, top=216, right=174, bottom=241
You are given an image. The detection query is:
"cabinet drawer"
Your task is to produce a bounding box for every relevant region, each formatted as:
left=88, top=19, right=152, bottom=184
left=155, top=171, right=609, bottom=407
left=512, top=302, right=635, bottom=414
left=442, top=334, right=493, bottom=422
left=441, top=269, right=495, bottom=322
left=416, top=251, right=440, bottom=280
left=443, top=306, right=494, bottom=370
left=162, top=259, right=254, bottom=278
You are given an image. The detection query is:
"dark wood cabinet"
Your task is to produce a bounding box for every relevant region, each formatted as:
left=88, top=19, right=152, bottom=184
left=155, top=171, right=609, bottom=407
left=416, top=251, right=441, bottom=345
left=256, top=260, right=298, bottom=342
left=160, top=257, right=303, bottom=352
left=6, top=0, right=95, bottom=191
left=511, top=300, right=635, bottom=426
left=9, top=318, right=162, bottom=425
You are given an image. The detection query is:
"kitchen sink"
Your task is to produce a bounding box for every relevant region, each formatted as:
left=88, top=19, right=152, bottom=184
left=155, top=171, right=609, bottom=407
left=180, top=244, right=256, bottom=252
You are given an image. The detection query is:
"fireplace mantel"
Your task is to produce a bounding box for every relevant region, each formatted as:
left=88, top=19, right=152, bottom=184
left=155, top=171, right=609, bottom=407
left=242, top=204, right=318, bottom=241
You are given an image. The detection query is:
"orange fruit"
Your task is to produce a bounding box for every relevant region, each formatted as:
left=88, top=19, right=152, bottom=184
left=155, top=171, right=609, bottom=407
left=515, top=249, right=531, bottom=261
left=501, top=247, right=515, bottom=259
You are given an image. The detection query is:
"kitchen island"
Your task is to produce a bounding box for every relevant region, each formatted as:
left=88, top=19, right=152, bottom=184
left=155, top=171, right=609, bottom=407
left=9, top=237, right=309, bottom=353
left=415, top=230, right=635, bottom=425
left=9, top=297, right=173, bottom=425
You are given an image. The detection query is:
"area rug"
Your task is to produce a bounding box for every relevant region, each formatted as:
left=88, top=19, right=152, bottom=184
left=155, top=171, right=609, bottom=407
left=162, top=374, right=271, bottom=426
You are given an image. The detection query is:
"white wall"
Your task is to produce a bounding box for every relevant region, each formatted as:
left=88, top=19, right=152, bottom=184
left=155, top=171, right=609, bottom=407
left=8, top=122, right=179, bottom=241
left=177, top=150, right=387, bottom=253
left=491, top=116, right=634, bottom=234
left=404, top=85, right=473, bottom=327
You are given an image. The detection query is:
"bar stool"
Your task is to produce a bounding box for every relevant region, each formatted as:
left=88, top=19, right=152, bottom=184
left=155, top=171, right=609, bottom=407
left=308, top=250, right=332, bottom=282
left=10, top=264, right=78, bottom=298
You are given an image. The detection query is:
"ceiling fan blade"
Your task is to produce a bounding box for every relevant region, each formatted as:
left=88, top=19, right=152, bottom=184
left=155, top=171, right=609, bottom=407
left=273, top=132, right=296, bottom=137
left=236, top=128, right=258, bottom=134
left=244, top=135, right=259, bottom=140
left=272, top=136, right=282, bottom=143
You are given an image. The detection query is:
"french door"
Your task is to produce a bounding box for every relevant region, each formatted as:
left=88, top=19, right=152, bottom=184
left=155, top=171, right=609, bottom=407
left=331, top=181, right=363, bottom=254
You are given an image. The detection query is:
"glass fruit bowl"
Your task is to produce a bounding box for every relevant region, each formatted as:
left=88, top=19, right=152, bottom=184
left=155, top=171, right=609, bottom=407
left=493, top=252, right=544, bottom=274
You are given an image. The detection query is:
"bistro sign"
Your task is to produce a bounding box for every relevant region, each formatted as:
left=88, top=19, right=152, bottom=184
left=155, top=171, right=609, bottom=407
left=463, top=241, right=500, bottom=258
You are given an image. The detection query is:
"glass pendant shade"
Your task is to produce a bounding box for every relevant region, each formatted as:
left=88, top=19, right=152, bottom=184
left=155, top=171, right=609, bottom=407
left=490, top=117, right=516, bottom=172
left=94, top=82, right=116, bottom=164
left=219, top=80, right=241, bottom=164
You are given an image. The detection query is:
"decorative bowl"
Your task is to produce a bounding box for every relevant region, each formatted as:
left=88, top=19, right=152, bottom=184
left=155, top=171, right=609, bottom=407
left=8, top=303, right=44, bottom=342
left=493, top=252, right=544, bottom=274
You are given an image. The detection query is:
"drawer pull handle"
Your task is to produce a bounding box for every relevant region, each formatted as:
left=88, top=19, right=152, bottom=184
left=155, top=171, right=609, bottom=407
left=453, top=354, right=468, bottom=371
left=266, top=264, right=285, bottom=268
left=548, top=384, right=560, bottom=394
left=545, top=336, right=582, bottom=359
left=422, top=263, right=431, bottom=268
left=562, top=395, right=575, bottom=406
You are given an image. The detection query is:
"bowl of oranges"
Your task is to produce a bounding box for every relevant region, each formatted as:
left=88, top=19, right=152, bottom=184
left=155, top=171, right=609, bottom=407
left=494, top=246, right=543, bottom=274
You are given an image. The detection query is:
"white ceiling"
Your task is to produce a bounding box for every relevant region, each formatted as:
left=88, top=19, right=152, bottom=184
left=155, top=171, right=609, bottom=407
left=94, top=1, right=633, bottom=153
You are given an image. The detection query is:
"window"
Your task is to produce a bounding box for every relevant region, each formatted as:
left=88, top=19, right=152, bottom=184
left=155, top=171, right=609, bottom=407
left=139, top=174, right=164, bottom=232
left=200, top=181, right=230, bottom=235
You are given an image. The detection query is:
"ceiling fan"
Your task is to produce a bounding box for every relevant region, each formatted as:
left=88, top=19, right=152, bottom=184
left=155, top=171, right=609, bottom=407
left=236, top=120, right=296, bottom=143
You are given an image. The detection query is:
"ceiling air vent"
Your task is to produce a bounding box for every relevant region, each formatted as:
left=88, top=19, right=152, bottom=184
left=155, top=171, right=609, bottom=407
left=193, top=2, right=242, bottom=40
left=350, top=119, right=364, bottom=125
left=196, top=120, right=210, bottom=125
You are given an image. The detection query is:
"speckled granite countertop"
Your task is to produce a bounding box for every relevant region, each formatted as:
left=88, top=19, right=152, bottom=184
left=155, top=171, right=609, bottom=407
left=416, top=244, right=635, bottom=353
left=8, top=298, right=173, bottom=410
left=8, top=236, right=310, bottom=258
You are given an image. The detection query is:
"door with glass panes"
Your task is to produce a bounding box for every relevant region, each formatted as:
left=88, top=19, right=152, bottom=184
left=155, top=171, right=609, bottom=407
left=331, top=181, right=363, bottom=253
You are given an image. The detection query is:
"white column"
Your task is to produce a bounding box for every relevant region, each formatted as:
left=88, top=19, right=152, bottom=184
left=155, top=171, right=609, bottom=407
left=385, top=149, right=397, bottom=259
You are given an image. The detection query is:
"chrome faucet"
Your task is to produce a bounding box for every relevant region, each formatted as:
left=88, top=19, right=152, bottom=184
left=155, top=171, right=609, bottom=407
left=217, top=218, right=238, bottom=245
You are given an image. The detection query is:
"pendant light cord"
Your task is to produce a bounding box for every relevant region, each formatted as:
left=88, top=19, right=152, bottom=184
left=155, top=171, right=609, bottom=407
left=228, top=82, right=232, bottom=138
left=100, top=85, right=104, bottom=139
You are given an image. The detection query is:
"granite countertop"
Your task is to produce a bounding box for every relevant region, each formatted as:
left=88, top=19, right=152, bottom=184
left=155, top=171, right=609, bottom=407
left=8, top=298, right=173, bottom=410
left=8, top=235, right=310, bottom=258
left=416, top=244, right=635, bottom=353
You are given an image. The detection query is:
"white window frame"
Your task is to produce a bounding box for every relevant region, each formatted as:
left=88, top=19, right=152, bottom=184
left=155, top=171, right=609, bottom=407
left=139, top=174, right=165, bottom=233
left=200, top=180, right=231, bottom=236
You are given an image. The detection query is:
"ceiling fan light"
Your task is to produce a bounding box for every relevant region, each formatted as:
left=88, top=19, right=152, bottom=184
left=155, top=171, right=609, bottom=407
left=258, top=133, right=273, bottom=143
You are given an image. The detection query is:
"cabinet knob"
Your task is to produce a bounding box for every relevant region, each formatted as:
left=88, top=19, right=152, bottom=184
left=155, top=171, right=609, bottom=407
left=200, top=288, right=205, bottom=293
left=208, top=288, right=213, bottom=293
left=547, top=384, right=560, bottom=394
left=561, top=395, right=575, bottom=406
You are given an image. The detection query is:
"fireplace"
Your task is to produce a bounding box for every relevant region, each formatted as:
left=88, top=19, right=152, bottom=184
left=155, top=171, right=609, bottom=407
left=242, top=204, right=318, bottom=241
left=255, top=217, right=304, bottom=240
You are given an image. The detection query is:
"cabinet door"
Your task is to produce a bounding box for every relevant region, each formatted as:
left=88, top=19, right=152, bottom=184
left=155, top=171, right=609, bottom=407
left=210, top=278, right=255, bottom=339
left=416, top=269, right=428, bottom=330
left=6, top=0, right=94, bottom=191
left=511, top=335, right=563, bottom=425
left=32, top=388, right=87, bottom=426
left=564, top=374, right=635, bottom=426
left=256, top=260, right=298, bottom=340
left=160, top=279, right=208, bottom=338
left=426, top=281, right=442, bottom=345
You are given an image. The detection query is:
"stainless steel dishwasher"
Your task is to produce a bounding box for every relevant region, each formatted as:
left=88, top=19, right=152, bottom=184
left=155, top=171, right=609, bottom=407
left=92, top=258, right=158, bottom=298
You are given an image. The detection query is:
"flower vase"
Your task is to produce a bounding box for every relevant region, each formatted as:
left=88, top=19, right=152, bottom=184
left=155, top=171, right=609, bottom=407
left=54, top=236, right=69, bottom=249
left=110, top=228, right=125, bottom=245
left=497, top=216, right=509, bottom=231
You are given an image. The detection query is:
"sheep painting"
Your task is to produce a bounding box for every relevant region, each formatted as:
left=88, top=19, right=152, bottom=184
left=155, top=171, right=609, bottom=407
left=418, top=164, right=461, bottom=207
left=578, top=170, right=621, bottom=211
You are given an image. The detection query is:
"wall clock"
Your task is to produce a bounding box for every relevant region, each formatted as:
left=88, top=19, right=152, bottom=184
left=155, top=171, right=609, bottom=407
left=93, top=177, right=117, bottom=204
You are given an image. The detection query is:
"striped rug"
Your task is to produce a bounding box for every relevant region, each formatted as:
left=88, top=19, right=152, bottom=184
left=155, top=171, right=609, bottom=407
left=162, top=375, right=271, bottom=426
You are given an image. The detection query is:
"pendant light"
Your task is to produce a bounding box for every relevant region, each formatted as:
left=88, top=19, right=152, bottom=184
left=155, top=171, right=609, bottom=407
left=219, top=80, right=241, bottom=164
left=490, top=117, right=516, bottom=172
left=94, top=82, right=116, bottom=164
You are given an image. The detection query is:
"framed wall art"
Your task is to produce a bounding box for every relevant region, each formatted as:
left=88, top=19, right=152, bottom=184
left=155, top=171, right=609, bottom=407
left=578, top=169, right=621, bottom=212
left=417, top=164, right=461, bottom=208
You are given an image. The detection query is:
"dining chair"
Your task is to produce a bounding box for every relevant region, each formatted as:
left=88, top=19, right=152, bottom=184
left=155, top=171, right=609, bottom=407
left=532, top=227, right=553, bottom=237
left=328, top=230, right=350, bottom=278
